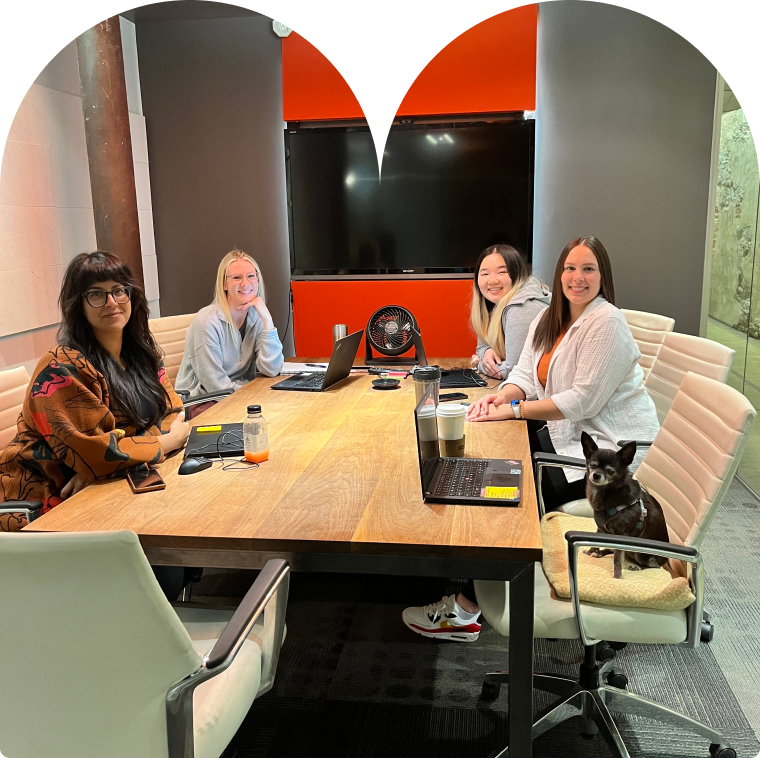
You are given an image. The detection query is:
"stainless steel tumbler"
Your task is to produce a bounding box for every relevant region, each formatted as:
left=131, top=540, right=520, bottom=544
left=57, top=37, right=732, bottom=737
left=333, top=324, right=348, bottom=343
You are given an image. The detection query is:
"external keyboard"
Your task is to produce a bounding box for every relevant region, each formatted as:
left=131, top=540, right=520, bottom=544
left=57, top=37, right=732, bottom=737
left=434, top=458, right=487, bottom=497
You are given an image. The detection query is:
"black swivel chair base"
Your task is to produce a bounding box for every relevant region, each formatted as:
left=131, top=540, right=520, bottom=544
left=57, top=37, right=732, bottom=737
left=481, top=644, right=737, bottom=758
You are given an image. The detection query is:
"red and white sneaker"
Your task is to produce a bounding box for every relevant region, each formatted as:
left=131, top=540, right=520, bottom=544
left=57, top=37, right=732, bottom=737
left=402, top=594, right=482, bottom=642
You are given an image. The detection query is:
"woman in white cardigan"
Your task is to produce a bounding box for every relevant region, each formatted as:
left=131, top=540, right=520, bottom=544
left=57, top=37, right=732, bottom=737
left=402, top=236, right=659, bottom=643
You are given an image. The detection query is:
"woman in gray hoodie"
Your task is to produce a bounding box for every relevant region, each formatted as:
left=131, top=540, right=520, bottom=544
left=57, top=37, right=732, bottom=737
left=471, top=244, right=551, bottom=379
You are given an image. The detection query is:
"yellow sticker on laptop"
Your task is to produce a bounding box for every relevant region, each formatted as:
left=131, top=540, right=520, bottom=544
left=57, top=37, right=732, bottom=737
left=485, top=486, right=519, bottom=499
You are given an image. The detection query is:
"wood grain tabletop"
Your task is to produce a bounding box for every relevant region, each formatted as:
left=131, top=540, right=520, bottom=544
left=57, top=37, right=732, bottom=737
left=27, top=359, right=542, bottom=566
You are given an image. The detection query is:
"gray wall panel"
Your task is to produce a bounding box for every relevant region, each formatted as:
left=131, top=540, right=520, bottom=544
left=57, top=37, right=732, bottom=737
left=135, top=13, right=293, bottom=353
left=533, top=2, right=717, bottom=335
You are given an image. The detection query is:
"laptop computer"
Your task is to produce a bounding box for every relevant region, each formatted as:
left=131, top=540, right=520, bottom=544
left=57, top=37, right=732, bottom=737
left=184, top=423, right=244, bottom=459
left=439, top=368, right=488, bottom=389
left=413, top=383, right=522, bottom=506
left=271, top=329, right=364, bottom=392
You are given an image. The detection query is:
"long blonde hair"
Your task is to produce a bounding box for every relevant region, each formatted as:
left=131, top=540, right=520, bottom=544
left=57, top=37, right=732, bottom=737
left=214, top=249, right=267, bottom=346
left=470, top=244, right=531, bottom=359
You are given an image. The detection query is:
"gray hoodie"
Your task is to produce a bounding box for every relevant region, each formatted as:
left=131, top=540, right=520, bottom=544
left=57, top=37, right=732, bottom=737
left=475, top=275, right=551, bottom=379
left=175, top=302, right=284, bottom=398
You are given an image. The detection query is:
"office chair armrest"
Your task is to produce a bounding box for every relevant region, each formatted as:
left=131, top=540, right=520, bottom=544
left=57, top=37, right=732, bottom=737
left=206, top=558, right=290, bottom=673
left=182, top=389, right=234, bottom=410
left=616, top=439, right=654, bottom=450
left=563, top=531, right=702, bottom=648
left=165, top=558, right=290, bottom=758
left=532, top=453, right=586, bottom=517
left=0, top=500, right=44, bottom=523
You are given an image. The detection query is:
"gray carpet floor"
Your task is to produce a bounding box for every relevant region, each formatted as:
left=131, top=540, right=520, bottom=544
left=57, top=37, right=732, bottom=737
left=194, top=477, right=760, bottom=758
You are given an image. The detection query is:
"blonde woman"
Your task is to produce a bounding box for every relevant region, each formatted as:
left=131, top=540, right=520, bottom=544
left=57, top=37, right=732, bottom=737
left=176, top=250, right=284, bottom=400
left=470, top=244, right=550, bottom=379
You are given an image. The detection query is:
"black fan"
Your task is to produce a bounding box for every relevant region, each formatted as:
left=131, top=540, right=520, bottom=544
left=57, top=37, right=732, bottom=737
left=364, top=305, right=427, bottom=366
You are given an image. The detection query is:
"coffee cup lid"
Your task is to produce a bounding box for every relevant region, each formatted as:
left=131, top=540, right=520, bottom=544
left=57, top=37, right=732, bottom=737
left=418, top=404, right=437, bottom=419
left=436, top=402, right=466, bottom=417
left=413, top=366, right=441, bottom=381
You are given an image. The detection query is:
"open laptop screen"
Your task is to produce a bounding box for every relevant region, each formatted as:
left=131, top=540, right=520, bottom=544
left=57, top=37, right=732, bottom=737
left=413, top=382, right=440, bottom=497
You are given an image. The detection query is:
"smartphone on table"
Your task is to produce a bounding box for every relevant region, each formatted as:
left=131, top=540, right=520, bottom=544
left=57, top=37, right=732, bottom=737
left=439, top=392, right=469, bottom=402
left=127, top=467, right=166, bottom=494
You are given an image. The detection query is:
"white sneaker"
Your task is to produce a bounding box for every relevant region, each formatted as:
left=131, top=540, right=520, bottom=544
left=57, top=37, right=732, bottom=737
left=402, top=594, right=482, bottom=642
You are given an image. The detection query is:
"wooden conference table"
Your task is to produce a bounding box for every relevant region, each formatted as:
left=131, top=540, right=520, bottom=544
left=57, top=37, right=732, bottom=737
left=29, top=358, right=542, bottom=757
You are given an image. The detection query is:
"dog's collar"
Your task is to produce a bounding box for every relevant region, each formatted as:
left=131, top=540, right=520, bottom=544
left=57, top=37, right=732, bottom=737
left=605, top=484, right=649, bottom=535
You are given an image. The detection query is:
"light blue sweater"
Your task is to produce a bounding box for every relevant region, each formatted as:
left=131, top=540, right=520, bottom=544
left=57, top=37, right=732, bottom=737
left=175, top=303, right=284, bottom=398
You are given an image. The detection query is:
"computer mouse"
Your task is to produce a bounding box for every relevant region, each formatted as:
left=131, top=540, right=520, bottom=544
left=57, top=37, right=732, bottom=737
left=178, top=456, right=213, bottom=475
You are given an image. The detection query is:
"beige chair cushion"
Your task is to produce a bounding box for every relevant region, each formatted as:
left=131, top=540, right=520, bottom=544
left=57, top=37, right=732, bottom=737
left=646, top=332, right=734, bottom=424
left=150, top=314, right=195, bottom=382
left=175, top=607, right=268, bottom=758
left=541, top=512, right=695, bottom=611
left=556, top=498, right=594, bottom=518
left=0, top=366, right=30, bottom=449
left=474, top=567, right=687, bottom=645
left=620, top=309, right=675, bottom=383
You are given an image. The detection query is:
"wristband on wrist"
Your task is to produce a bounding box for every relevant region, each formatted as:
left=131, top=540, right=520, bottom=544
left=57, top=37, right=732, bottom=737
left=520, top=400, right=526, bottom=420
left=510, top=399, right=521, bottom=419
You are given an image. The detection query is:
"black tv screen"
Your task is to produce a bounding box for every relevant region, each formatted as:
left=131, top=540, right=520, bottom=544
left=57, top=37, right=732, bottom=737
left=286, top=120, right=534, bottom=276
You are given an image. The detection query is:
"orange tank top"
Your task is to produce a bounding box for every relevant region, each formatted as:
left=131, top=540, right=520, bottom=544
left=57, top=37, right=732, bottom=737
left=537, top=331, right=566, bottom=389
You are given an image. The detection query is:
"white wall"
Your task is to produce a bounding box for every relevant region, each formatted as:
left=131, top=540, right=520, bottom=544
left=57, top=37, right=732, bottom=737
left=0, top=19, right=158, bottom=374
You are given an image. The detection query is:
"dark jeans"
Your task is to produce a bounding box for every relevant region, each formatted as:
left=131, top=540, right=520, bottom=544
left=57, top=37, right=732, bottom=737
left=458, top=421, right=586, bottom=607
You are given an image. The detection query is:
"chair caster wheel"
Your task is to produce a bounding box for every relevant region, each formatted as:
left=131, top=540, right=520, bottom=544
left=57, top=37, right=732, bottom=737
left=709, top=744, right=736, bottom=758
left=596, top=643, right=616, bottom=662
left=605, top=667, right=628, bottom=689
left=608, top=641, right=627, bottom=651
left=481, top=680, right=502, bottom=700
left=702, top=622, right=715, bottom=643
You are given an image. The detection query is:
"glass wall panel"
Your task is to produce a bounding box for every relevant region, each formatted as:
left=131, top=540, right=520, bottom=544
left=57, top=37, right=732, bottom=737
left=706, top=102, right=760, bottom=493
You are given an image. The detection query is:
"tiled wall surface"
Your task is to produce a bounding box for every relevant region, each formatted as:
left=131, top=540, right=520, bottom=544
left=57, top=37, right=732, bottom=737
left=0, top=17, right=158, bottom=375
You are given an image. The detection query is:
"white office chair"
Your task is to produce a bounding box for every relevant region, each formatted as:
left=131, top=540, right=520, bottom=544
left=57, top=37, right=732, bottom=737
left=0, top=529, right=289, bottom=758
left=557, top=331, right=737, bottom=520
left=149, top=313, right=196, bottom=383
left=620, top=309, right=675, bottom=383
left=0, top=365, right=30, bottom=450
left=646, top=331, right=735, bottom=424
left=475, top=372, right=755, bottom=758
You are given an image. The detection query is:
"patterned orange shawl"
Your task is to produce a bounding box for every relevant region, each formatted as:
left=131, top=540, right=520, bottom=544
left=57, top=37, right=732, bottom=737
left=0, top=345, right=183, bottom=531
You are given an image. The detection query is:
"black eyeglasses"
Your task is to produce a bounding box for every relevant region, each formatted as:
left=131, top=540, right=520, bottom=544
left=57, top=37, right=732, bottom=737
left=83, top=286, right=132, bottom=308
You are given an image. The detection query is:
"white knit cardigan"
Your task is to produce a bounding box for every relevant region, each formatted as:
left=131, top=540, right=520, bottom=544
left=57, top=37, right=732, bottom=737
left=503, top=296, right=659, bottom=481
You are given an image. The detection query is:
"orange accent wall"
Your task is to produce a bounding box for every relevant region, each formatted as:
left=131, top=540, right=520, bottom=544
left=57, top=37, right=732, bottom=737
left=292, top=280, right=475, bottom=358
left=398, top=5, right=537, bottom=116
left=282, top=33, right=364, bottom=121
left=282, top=5, right=537, bottom=121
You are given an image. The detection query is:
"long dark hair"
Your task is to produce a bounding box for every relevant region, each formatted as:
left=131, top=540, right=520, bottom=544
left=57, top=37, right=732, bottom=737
left=533, top=236, right=615, bottom=353
left=57, top=252, right=169, bottom=431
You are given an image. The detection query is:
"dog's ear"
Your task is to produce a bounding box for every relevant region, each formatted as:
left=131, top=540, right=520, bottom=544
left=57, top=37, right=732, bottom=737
left=617, top=441, right=637, bottom=468
left=580, top=431, right=597, bottom=459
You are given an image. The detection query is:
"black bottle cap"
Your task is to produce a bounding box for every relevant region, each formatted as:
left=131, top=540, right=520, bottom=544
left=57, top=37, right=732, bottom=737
left=247, top=405, right=262, bottom=414
left=413, top=366, right=441, bottom=381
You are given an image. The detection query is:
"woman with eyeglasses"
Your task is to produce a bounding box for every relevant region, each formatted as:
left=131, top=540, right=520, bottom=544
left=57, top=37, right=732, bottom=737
left=0, top=251, right=190, bottom=531
left=175, top=249, right=284, bottom=404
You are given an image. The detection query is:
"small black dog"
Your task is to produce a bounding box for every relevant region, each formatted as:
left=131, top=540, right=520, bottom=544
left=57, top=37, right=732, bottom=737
left=580, top=431, right=669, bottom=579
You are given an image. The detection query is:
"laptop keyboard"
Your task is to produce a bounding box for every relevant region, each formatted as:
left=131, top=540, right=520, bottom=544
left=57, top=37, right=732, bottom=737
left=434, top=458, right=488, bottom=497
left=290, top=374, right=325, bottom=389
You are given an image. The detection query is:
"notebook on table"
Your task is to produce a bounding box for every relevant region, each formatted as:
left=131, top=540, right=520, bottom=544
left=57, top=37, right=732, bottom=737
left=413, top=383, right=522, bottom=506
left=271, top=330, right=363, bottom=392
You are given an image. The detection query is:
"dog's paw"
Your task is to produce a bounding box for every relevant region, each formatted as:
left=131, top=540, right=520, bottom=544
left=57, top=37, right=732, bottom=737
left=626, top=564, right=643, bottom=572
left=585, top=547, right=604, bottom=558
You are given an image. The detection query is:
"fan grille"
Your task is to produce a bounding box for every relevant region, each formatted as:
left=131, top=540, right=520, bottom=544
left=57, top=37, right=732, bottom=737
left=368, top=306, right=415, bottom=355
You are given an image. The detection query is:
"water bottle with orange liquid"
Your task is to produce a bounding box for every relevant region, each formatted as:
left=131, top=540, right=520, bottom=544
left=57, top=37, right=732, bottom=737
left=243, top=404, right=269, bottom=463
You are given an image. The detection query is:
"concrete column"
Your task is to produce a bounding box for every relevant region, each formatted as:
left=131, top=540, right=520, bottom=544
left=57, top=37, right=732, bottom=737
left=77, top=16, right=143, bottom=285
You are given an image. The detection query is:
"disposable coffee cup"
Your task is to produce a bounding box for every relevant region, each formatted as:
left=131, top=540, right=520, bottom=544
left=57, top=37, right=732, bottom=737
left=436, top=403, right=466, bottom=458
left=417, top=404, right=439, bottom=460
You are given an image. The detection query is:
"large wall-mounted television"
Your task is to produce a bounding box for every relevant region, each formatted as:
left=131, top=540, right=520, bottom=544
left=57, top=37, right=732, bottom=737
left=286, top=119, right=534, bottom=277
